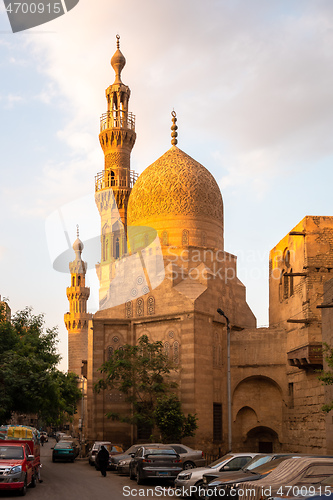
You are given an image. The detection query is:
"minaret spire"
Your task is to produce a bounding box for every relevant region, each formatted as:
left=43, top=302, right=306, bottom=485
left=64, top=229, right=92, bottom=375
left=95, top=36, right=138, bottom=307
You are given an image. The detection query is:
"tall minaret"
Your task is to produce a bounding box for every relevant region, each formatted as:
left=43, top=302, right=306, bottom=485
left=95, top=36, right=138, bottom=307
left=64, top=227, right=92, bottom=375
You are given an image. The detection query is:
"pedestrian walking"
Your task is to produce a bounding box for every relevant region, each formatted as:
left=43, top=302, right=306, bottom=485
left=96, top=445, right=109, bottom=477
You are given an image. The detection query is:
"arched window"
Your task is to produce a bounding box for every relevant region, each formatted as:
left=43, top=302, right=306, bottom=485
left=148, top=296, right=155, bottom=315
left=107, top=346, right=114, bottom=360
left=72, top=276, right=75, bottom=287
left=164, top=342, right=170, bottom=357
left=110, top=170, right=115, bottom=186
left=173, top=341, right=180, bottom=365
left=125, top=300, right=132, bottom=318
left=77, top=276, right=81, bottom=286
left=290, top=268, right=294, bottom=297
left=279, top=269, right=284, bottom=302
left=116, top=238, right=120, bottom=259
left=283, top=271, right=289, bottom=300
left=136, top=298, right=144, bottom=316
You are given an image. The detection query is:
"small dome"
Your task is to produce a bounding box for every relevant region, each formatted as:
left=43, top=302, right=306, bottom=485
left=73, top=238, right=84, bottom=253
left=111, top=36, right=126, bottom=84
left=128, top=146, right=223, bottom=224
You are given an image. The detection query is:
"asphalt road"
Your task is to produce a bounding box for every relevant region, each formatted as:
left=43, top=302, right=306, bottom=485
left=0, top=439, right=179, bottom=500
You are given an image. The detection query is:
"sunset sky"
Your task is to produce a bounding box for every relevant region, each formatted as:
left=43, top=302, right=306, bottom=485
left=1, top=0, right=333, bottom=370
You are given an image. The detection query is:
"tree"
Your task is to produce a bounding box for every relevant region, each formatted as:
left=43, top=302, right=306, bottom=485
left=0, top=306, right=82, bottom=424
left=154, top=394, right=198, bottom=443
left=95, top=335, right=177, bottom=431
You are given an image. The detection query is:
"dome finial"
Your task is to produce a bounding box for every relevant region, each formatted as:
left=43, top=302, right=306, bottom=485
left=111, top=34, right=126, bottom=84
left=76, top=224, right=79, bottom=239
left=171, top=110, right=178, bottom=146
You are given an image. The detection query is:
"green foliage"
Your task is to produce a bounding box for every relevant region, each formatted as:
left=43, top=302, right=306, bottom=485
left=95, top=335, right=177, bottom=429
left=154, top=394, right=198, bottom=443
left=0, top=306, right=82, bottom=424
left=318, top=343, right=333, bottom=413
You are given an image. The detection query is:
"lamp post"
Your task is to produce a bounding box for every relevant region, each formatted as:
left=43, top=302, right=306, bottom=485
left=217, top=308, right=232, bottom=452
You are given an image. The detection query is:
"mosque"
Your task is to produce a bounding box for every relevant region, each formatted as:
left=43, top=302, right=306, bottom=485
left=65, top=38, right=333, bottom=454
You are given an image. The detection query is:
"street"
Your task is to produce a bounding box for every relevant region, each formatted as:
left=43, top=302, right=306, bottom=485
left=0, top=440, right=178, bottom=500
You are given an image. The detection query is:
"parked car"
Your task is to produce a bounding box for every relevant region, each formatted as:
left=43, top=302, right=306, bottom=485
left=168, top=444, right=206, bottom=470
left=238, top=457, right=333, bottom=500
left=88, top=441, right=111, bottom=466
left=52, top=441, right=79, bottom=462
left=109, top=443, right=162, bottom=471
left=55, top=432, right=67, bottom=442
left=117, top=457, right=132, bottom=475
left=202, top=456, right=304, bottom=499
left=267, top=474, right=333, bottom=500
left=175, top=453, right=257, bottom=500
left=202, top=454, right=292, bottom=487
left=129, top=445, right=183, bottom=484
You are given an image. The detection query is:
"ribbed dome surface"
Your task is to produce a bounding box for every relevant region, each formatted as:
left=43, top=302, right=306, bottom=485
left=128, top=146, right=223, bottom=224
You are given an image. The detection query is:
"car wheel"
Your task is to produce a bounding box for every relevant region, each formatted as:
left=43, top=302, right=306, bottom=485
left=30, top=472, right=37, bottom=488
left=136, top=469, right=143, bottom=485
left=183, top=461, right=196, bottom=470
left=19, top=477, right=27, bottom=496
left=193, top=480, right=204, bottom=500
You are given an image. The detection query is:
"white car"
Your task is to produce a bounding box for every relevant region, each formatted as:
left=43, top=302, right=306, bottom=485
left=175, top=453, right=257, bottom=500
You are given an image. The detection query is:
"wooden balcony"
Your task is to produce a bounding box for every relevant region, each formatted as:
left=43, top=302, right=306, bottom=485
left=287, top=342, right=323, bottom=369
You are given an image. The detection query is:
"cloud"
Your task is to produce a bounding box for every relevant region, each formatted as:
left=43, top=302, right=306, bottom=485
left=3, top=0, right=333, bottom=213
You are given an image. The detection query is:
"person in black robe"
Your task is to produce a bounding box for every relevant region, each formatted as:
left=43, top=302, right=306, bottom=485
left=96, top=445, right=109, bottom=477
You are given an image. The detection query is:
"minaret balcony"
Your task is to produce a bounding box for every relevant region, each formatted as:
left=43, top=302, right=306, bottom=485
left=95, top=169, right=139, bottom=192
left=100, top=111, right=135, bottom=132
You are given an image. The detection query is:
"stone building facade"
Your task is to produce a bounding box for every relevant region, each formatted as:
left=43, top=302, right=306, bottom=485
left=65, top=39, right=333, bottom=454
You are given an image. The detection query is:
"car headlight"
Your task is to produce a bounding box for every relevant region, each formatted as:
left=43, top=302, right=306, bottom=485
left=178, top=472, right=192, bottom=480
left=8, top=465, right=22, bottom=475
left=119, top=461, right=126, bottom=466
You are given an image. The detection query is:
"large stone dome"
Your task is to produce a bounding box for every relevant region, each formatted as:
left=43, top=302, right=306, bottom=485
left=128, top=146, right=223, bottom=223
left=127, top=146, right=224, bottom=251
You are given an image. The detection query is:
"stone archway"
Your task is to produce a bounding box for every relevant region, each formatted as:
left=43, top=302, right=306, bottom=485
left=232, top=376, right=283, bottom=451
left=245, top=426, right=280, bottom=453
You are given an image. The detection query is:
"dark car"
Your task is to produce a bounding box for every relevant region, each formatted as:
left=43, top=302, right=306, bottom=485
left=129, top=445, right=183, bottom=484
left=109, top=443, right=161, bottom=471
left=52, top=441, right=78, bottom=462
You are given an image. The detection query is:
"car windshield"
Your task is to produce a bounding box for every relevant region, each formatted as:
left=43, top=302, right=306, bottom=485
left=56, top=442, right=73, bottom=449
left=251, top=456, right=291, bottom=474
left=146, top=449, right=176, bottom=455
left=208, top=455, right=234, bottom=469
left=245, top=456, right=273, bottom=470
left=0, top=446, right=24, bottom=459
left=111, top=446, right=123, bottom=452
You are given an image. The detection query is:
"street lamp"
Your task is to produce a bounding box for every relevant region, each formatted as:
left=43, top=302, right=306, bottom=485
left=217, top=308, right=232, bottom=452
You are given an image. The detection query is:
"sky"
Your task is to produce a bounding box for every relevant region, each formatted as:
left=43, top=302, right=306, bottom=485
left=1, top=0, right=333, bottom=371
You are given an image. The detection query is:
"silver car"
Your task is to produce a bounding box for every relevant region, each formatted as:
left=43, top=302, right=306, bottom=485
left=88, top=441, right=111, bottom=466
left=169, top=444, right=206, bottom=470
left=175, top=453, right=257, bottom=500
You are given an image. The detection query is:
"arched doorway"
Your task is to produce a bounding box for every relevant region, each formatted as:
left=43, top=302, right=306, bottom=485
left=246, top=426, right=280, bottom=453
